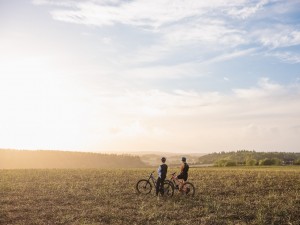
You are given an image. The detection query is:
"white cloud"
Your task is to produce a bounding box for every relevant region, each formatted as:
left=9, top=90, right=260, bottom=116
left=32, top=0, right=300, bottom=66
left=268, top=51, right=300, bottom=64
left=18, top=1, right=300, bottom=151
left=89, top=78, right=300, bottom=151
left=32, top=0, right=255, bottom=48
left=233, top=77, right=285, bottom=98
left=202, top=48, right=257, bottom=64
left=119, top=62, right=207, bottom=79
left=44, top=0, right=243, bottom=28
left=94, top=77, right=298, bottom=119
left=32, top=0, right=78, bottom=7
left=162, top=18, right=247, bottom=47
left=255, top=26, right=300, bottom=48
left=226, top=0, right=269, bottom=19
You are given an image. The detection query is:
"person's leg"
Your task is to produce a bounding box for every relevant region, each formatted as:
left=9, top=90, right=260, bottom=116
left=176, top=174, right=183, bottom=189
left=180, top=175, right=188, bottom=191
left=160, top=177, right=165, bottom=196
left=178, top=179, right=184, bottom=191
left=156, top=177, right=162, bottom=196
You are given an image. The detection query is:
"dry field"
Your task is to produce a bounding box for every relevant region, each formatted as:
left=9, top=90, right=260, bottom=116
left=1, top=167, right=300, bottom=225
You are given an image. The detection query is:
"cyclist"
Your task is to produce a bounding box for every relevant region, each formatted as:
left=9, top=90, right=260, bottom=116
left=156, top=157, right=168, bottom=197
left=177, top=157, right=189, bottom=190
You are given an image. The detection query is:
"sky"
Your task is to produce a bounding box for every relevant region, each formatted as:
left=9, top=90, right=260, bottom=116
left=0, top=0, right=300, bottom=153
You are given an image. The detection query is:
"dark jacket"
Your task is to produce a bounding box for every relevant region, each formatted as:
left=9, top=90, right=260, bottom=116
left=158, top=163, right=168, bottom=179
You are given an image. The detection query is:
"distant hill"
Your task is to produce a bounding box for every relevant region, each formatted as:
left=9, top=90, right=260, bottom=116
left=0, top=149, right=147, bottom=169
left=198, top=150, right=300, bottom=165
left=132, top=152, right=205, bottom=166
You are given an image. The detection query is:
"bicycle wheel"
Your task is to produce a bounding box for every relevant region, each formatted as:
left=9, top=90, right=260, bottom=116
left=136, top=179, right=152, bottom=194
left=162, top=180, right=174, bottom=197
left=181, top=182, right=195, bottom=196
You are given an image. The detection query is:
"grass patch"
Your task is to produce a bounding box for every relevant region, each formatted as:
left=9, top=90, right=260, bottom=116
left=0, top=167, right=300, bottom=224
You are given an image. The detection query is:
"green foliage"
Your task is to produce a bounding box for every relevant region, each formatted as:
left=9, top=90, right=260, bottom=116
left=294, top=159, right=300, bottom=165
left=224, top=161, right=237, bottom=167
left=214, top=159, right=226, bottom=167
left=214, top=159, right=237, bottom=167
left=199, top=150, right=300, bottom=166
left=245, top=158, right=257, bottom=166
left=259, top=158, right=282, bottom=166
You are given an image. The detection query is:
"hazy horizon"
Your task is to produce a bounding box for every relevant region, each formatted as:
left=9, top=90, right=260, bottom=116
left=1, top=148, right=299, bottom=156
left=0, top=147, right=208, bottom=155
left=1, top=1, right=300, bottom=153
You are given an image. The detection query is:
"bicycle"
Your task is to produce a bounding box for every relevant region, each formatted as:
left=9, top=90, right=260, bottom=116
left=169, top=172, right=195, bottom=196
left=136, top=171, right=174, bottom=197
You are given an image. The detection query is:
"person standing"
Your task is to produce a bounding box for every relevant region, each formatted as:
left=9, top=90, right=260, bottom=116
left=156, top=157, right=168, bottom=197
left=177, top=157, right=189, bottom=190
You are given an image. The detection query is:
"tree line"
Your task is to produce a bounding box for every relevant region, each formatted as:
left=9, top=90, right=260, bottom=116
left=198, top=150, right=300, bottom=167
left=0, top=149, right=147, bottom=169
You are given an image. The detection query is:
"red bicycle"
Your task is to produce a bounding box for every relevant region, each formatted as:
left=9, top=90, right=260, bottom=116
left=169, top=172, right=195, bottom=196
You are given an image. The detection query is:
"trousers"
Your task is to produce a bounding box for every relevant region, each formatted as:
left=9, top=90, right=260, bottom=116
left=156, top=176, right=166, bottom=196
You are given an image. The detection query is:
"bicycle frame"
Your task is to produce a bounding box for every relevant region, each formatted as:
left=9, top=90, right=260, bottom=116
left=170, top=172, right=182, bottom=187
left=147, top=171, right=157, bottom=187
left=136, top=171, right=175, bottom=197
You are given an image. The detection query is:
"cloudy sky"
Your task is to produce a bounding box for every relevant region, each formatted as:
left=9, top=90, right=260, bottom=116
left=1, top=0, right=300, bottom=153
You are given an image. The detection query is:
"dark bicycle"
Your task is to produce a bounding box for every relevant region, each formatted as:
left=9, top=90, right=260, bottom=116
left=169, top=172, right=195, bottom=196
left=136, top=171, right=174, bottom=197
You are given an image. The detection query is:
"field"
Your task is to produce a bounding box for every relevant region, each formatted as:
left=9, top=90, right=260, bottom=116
left=1, top=167, right=300, bottom=225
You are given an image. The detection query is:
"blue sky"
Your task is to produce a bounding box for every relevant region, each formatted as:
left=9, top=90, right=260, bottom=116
left=1, top=0, right=300, bottom=153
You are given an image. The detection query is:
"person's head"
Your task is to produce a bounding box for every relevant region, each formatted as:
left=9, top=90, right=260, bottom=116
left=181, top=157, right=186, bottom=162
left=161, top=157, right=166, bottom=163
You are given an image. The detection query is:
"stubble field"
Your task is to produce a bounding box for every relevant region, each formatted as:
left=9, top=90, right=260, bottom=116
left=1, top=167, right=300, bottom=225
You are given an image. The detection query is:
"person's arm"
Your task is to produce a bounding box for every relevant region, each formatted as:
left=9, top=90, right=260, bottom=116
left=157, top=165, right=162, bottom=177
left=180, top=163, right=184, bottom=173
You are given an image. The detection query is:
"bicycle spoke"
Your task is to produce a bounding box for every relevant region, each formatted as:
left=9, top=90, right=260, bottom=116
left=182, top=182, right=195, bottom=196
left=136, top=179, right=152, bottom=194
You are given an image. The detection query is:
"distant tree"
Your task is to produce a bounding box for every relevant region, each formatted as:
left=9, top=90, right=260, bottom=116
left=199, top=150, right=300, bottom=166
left=214, top=159, right=236, bottom=167
left=225, top=161, right=237, bottom=167
left=259, top=158, right=281, bottom=166
left=294, top=159, right=300, bottom=165
left=271, top=158, right=282, bottom=165
left=246, top=158, right=257, bottom=166
left=0, top=149, right=147, bottom=169
left=259, top=159, right=272, bottom=166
